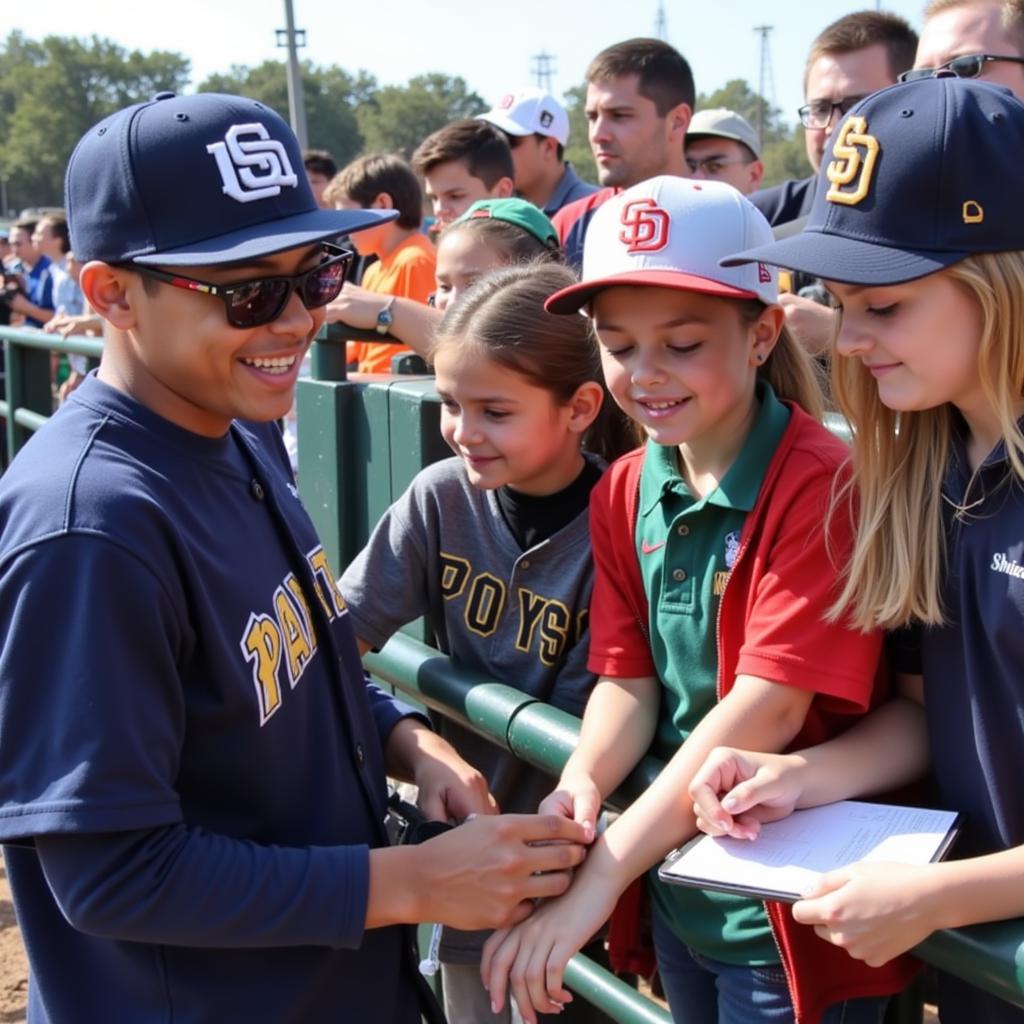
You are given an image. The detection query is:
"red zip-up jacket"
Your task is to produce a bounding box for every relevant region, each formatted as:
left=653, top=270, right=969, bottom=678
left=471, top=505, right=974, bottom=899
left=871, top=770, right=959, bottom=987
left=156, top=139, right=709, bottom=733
left=587, top=402, right=918, bottom=1023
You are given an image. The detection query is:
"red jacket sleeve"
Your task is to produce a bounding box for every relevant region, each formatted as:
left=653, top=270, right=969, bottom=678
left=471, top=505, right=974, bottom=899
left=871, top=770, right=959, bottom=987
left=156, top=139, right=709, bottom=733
left=587, top=451, right=656, bottom=679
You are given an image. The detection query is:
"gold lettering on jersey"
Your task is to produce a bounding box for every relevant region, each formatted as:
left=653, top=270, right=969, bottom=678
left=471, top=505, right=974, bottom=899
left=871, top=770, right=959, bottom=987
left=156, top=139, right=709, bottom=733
left=285, top=574, right=317, bottom=650
left=308, top=547, right=345, bottom=620
left=274, top=583, right=313, bottom=687
left=465, top=572, right=506, bottom=637
left=713, top=571, right=730, bottom=597
left=537, top=601, right=570, bottom=666
left=962, top=200, right=984, bottom=224
left=439, top=552, right=471, bottom=600
left=515, top=589, right=548, bottom=653
left=241, top=613, right=284, bottom=725
left=826, top=117, right=880, bottom=206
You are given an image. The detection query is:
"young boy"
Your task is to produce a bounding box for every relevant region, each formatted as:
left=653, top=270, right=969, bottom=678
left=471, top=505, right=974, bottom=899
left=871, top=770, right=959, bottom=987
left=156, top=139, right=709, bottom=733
left=412, top=118, right=515, bottom=231
left=325, top=153, right=436, bottom=373
left=0, top=91, right=588, bottom=1024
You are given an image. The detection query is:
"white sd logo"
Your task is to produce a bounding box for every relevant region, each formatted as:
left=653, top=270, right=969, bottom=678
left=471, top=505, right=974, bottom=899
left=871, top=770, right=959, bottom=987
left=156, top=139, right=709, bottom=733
left=206, top=123, right=298, bottom=203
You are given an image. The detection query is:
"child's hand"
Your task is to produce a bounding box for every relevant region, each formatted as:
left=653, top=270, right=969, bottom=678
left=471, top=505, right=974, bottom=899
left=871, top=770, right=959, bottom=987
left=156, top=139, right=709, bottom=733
left=481, top=866, right=618, bottom=1022
left=538, top=770, right=601, bottom=844
left=793, top=861, right=943, bottom=966
left=688, top=746, right=806, bottom=840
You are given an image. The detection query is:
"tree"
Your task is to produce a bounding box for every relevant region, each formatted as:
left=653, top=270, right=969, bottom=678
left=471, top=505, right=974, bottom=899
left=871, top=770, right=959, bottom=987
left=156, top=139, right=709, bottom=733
left=561, top=84, right=598, bottom=185
left=0, top=32, right=190, bottom=213
left=696, top=78, right=809, bottom=189
left=356, top=74, right=486, bottom=157
left=198, top=61, right=371, bottom=168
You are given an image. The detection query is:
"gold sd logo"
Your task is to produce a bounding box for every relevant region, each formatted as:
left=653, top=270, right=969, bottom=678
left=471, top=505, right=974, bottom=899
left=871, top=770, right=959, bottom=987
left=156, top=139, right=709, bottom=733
left=826, top=116, right=880, bottom=206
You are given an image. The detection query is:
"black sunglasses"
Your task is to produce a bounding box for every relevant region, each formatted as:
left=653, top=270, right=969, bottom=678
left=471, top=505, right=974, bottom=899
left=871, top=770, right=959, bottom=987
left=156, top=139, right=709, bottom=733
left=899, top=53, right=1024, bottom=82
left=128, top=243, right=353, bottom=328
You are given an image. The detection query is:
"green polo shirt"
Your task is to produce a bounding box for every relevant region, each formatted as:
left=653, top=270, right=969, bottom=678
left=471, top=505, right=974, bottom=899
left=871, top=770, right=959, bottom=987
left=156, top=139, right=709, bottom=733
left=638, top=381, right=789, bottom=965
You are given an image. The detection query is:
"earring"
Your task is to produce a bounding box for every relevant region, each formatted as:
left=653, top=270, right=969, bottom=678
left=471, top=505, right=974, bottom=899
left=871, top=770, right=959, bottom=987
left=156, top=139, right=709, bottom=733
left=756, top=352, right=765, bottom=363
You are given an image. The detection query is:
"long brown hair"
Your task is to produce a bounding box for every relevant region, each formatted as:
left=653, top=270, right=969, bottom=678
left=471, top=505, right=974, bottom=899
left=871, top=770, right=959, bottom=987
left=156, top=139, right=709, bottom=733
left=431, top=263, right=637, bottom=462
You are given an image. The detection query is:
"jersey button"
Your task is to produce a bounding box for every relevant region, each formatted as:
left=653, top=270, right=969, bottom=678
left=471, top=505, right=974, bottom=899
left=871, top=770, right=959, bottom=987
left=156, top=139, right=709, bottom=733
left=677, top=524, right=690, bottom=537
left=672, top=568, right=687, bottom=582
left=250, top=478, right=265, bottom=501
left=520, top=559, right=531, bottom=570
left=355, top=743, right=365, bottom=765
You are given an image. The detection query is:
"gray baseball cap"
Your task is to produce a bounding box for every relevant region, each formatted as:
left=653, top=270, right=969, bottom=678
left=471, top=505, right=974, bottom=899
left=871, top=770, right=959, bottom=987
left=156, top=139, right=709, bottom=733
left=687, top=108, right=760, bottom=159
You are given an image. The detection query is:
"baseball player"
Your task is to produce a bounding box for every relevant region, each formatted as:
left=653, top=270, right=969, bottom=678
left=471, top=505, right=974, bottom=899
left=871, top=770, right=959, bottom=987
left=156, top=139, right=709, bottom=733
left=0, top=92, right=588, bottom=1023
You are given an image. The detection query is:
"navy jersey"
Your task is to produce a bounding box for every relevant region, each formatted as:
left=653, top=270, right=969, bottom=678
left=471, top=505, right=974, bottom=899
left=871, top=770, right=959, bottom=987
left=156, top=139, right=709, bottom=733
left=896, top=434, right=1024, bottom=1024
left=0, top=374, right=421, bottom=1023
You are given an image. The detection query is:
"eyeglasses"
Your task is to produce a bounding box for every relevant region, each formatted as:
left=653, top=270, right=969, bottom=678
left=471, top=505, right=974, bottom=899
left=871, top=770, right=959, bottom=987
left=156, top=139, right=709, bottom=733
left=898, top=53, right=1024, bottom=82
left=127, top=243, right=353, bottom=328
left=685, top=156, right=754, bottom=178
left=797, top=95, right=868, bottom=130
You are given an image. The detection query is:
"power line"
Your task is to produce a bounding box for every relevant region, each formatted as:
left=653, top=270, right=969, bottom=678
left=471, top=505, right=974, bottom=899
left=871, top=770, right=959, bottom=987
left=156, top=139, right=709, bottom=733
left=753, top=24, right=774, bottom=151
left=655, top=0, right=668, bottom=40
left=531, top=51, right=556, bottom=91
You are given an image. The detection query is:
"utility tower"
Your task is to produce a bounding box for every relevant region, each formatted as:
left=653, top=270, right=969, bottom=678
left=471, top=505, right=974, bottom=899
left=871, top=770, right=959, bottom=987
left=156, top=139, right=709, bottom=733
left=753, top=25, right=774, bottom=151
left=655, top=0, right=668, bottom=40
left=531, top=52, right=556, bottom=91
left=276, top=0, right=308, bottom=149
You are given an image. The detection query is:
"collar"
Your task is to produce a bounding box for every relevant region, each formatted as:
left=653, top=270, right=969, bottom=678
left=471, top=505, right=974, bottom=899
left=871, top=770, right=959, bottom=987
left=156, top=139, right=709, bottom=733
left=545, top=163, right=583, bottom=214
left=638, top=380, right=790, bottom=517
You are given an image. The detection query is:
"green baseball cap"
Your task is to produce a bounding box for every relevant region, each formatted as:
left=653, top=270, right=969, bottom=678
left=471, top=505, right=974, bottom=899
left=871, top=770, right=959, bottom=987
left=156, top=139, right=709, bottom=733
left=456, top=198, right=559, bottom=249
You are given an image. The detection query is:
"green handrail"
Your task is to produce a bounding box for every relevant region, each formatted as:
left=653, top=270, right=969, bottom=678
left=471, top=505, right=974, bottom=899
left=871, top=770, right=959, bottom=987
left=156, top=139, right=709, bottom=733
left=365, top=631, right=1024, bottom=1013
left=0, top=325, right=104, bottom=463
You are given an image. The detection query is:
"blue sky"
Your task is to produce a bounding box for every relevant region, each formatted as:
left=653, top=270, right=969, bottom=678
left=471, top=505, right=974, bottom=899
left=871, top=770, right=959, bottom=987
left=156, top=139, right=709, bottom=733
left=11, top=1, right=927, bottom=129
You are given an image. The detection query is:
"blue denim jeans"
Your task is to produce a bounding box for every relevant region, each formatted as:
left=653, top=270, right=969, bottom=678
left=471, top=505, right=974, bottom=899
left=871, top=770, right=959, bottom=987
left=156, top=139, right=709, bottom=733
left=652, top=908, right=889, bottom=1024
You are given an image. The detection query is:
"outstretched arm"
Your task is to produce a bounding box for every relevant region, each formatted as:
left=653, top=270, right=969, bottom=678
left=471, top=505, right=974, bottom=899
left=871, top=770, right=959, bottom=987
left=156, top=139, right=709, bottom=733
left=483, top=672, right=815, bottom=1021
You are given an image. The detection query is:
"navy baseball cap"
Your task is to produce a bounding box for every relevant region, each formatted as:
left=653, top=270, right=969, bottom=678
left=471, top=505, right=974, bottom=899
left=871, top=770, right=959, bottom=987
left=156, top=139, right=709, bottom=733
left=722, top=77, right=1024, bottom=285
left=66, top=92, right=397, bottom=267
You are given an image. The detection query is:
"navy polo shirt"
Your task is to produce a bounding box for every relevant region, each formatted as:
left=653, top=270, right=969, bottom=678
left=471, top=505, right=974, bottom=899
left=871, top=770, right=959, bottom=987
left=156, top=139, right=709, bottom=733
left=910, top=431, right=1024, bottom=861
left=894, top=426, right=1024, bottom=1022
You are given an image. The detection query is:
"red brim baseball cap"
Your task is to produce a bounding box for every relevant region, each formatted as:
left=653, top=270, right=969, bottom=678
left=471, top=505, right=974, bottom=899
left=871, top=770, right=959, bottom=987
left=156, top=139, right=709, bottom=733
left=545, top=177, right=778, bottom=315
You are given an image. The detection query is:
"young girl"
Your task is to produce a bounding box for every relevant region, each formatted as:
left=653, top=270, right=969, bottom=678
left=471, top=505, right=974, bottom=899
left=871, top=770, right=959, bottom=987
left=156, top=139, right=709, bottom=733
left=684, top=77, right=1024, bottom=1024
left=480, top=177, right=916, bottom=1024
left=339, top=261, right=633, bottom=1024
left=322, top=197, right=561, bottom=356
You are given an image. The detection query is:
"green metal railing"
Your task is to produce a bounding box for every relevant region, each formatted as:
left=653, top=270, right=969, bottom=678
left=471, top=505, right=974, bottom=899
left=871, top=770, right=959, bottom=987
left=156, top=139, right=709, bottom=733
left=0, top=325, right=102, bottom=463
left=367, top=629, right=1024, bottom=1017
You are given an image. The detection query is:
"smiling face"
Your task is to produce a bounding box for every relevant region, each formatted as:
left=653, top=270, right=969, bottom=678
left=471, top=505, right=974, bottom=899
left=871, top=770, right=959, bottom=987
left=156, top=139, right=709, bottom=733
left=96, top=244, right=325, bottom=437
left=828, top=272, right=984, bottom=418
left=432, top=343, right=586, bottom=496
left=591, top=286, right=776, bottom=458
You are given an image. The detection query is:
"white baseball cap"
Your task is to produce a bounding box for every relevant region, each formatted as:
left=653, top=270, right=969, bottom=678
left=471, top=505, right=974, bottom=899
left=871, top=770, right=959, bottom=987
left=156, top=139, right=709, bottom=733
left=478, top=88, right=570, bottom=146
left=545, top=176, right=778, bottom=314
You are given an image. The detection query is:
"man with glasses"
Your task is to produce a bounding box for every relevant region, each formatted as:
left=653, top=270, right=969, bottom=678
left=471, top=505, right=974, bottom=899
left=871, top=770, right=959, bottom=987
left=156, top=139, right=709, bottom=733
left=0, top=92, right=590, bottom=1023
left=478, top=87, right=598, bottom=216
left=685, top=107, right=764, bottom=195
left=751, top=11, right=917, bottom=229
left=909, top=0, right=1024, bottom=99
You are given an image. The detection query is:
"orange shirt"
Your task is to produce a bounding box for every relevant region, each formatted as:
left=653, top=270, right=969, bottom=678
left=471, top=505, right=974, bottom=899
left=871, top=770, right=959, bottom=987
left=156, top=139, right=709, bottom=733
left=347, top=232, right=436, bottom=374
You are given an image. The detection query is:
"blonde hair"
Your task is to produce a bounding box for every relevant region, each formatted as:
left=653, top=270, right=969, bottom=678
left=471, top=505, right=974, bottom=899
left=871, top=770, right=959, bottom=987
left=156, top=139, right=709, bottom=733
left=829, top=251, right=1024, bottom=630
left=737, top=299, right=826, bottom=422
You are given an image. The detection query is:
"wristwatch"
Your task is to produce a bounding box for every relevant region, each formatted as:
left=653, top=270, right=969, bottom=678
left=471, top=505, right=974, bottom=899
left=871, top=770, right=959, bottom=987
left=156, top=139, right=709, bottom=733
left=376, top=297, right=396, bottom=335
